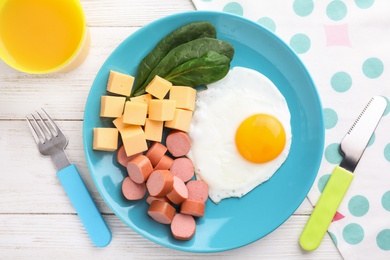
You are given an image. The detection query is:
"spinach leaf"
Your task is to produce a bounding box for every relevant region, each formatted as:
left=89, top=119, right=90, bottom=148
left=164, top=51, right=230, bottom=87
left=132, top=22, right=216, bottom=95
left=133, top=38, right=234, bottom=96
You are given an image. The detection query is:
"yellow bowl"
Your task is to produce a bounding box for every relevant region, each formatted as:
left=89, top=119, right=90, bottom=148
left=0, top=0, right=90, bottom=74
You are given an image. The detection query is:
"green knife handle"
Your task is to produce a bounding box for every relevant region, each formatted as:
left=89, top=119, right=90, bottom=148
left=299, top=166, right=354, bottom=251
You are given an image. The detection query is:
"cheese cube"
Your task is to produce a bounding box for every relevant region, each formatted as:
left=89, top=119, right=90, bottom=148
left=144, top=118, right=164, bottom=142
left=165, top=109, right=193, bottom=132
left=130, top=93, right=152, bottom=104
left=169, top=86, right=196, bottom=111
left=107, top=70, right=134, bottom=96
left=100, top=95, right=126, bottom=117
left=145, top=75, right=172, bottom=99
left=148, top=99, right=176, bottom=121
left=113, top=115, right=132, bottom=133
left=123, top=101, right=147, bottom=125
left=93, top=128, right=118, bottom=151
left=121, top=125, right=148, bottom=156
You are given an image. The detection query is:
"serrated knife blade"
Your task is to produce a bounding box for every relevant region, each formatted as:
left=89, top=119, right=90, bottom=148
left=299, top=95, right=387, bottom=251
left=340, top=96, right=387, bottom=172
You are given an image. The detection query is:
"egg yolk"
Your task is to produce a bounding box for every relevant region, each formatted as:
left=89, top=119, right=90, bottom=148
left=235, top=114, right=286, bottom=163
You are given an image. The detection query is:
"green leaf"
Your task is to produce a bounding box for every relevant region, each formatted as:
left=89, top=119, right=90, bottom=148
left=165, top=51, right=230, bottom=87
left=132, top=22, right=217, bottom=95
left=132, top=38, right=234, bottom=96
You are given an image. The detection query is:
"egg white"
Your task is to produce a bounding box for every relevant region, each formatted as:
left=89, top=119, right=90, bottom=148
left=187, top=66, right=292, bottom=204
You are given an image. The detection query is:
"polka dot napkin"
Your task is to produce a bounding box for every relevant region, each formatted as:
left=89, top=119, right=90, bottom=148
left=192, top=0, right=390, bottom=259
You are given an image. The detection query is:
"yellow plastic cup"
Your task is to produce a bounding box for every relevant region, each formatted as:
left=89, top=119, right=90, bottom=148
left=0, top=0, right=90, bottom=74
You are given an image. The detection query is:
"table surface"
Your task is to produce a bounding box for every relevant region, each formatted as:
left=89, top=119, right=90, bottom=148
left=0, top=1, right=342, bottom=259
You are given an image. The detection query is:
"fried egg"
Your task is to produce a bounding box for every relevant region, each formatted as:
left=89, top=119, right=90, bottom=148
left=187, top=66, right=292, bottom=204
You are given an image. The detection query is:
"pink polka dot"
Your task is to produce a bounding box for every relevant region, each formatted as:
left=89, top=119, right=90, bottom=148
left=324, top=23, right=352, bottom=47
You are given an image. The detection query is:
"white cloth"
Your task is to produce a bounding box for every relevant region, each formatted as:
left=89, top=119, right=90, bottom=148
left=192, top=0, right=390, bottom=259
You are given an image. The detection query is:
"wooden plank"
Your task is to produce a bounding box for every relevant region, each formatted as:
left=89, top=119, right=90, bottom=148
left=0, top=214, right=341, bottom=259
left=81, top=0, right=195, bottom=27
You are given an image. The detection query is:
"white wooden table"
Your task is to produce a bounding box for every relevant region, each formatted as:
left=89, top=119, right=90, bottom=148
left=0, top=1, right=342, bottom=259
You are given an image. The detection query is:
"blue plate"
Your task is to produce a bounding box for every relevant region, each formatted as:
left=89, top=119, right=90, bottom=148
left=83, top=11, right=324, bottom=252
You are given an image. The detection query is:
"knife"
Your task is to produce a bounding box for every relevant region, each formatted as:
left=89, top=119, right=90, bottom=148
left=299, top=95, right=387, bottom=251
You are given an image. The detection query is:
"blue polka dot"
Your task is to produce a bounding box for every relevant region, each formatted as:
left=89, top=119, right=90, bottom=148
left=293, top=0, right=314, bottom=17
left=329, top=232, right=338, bottom=246
left=363, top=57, right=384, bottom=79
left=383, top=96, right=390, bottom=116
left=377, top=229, right=390, bottom=250
left=367, top=133, right=375, bottom=147
left=257, top=17, right=276, bottom=32
left=384, top=144, right=390, bottom=162
left=223, top=2, right=244, bottom=16
left=355, top=0, right=375, bottom=9
left=290, top=33, right=311, bottom=54
left=343, top=223, right=365, bottom=245
left=331, top=71, right=352, bottom=92
left=318, top=174, right=331, bottom=193
left=323, top=108, right=338, bottom=129
left=327, top=1, right=348, bottom=21
left=348, top=195, right=369, bottom=217
left=325, top=143, right=342, bottom=164
left=382, top=190, right=390, bottom=212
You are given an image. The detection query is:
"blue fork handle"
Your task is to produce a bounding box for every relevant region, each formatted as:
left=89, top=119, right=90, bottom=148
left=57, top=164, right=112, bottom=247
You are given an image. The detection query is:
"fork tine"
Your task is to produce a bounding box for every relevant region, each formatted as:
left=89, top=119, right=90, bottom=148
left=40, top=108, right=69, bottom=148
left=41, top=108, right=60, bottom=136
left=35, top=111, right=54, bottom=140
left=26, top=116, right=41, bottom=144
left=31, top=113, right=48, bottom=143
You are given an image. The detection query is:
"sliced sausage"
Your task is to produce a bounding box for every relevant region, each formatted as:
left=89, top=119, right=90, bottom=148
left=170, top=213, right=196, bottom=241
left=186, top=180, right=209, bottom=203
left=146, top=170, right=174, bottom=197
left=170, top=157, right=194, bottom=182
left=147, top=200, right=176, bottom=224
left=166, top=130, right=191, bottom=157
left=145, top=142, right=167, bottom=167
left=166, top=176, right=188, bottom=204
left=180, top=199, right=205, bottom=217
left=127, top=154, right=153, bottom=184
left=121, top=176, right=146, bottom=200
left=154, top=155, right=173, bottom=170
left=146, top=194, right=170, bottom=205
left=116, top=145, right=141, bottom=167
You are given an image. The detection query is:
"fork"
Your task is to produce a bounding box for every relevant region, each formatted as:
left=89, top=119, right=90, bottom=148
left=26, top=109, right=111, bottom=247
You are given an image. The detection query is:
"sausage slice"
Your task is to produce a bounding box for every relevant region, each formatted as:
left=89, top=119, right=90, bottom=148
left=170, top=157, right=194, bottom=182
left=116, top=145, right=141, bottom=167
left=180, top=199, right=205, bottom=217
left=147, top=200, right=176, bottom=224
left=167, top=176, right=188, bottom=204
left=170, top=213, right=196, bottom=240
left=127, top=154, right=153, bottom=184
left=146, top=170, right=174, bottom=197
left=145, top=142, right=168, bottom=167
left=186, top=180, right=209, bottom=203
left=154, top=155, right=174, bottom=170
left=166, top=130, right=191, bottom=157
left=146, top=194, right=170, bottom=205
left=121, top=176, right=146, bottom=200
